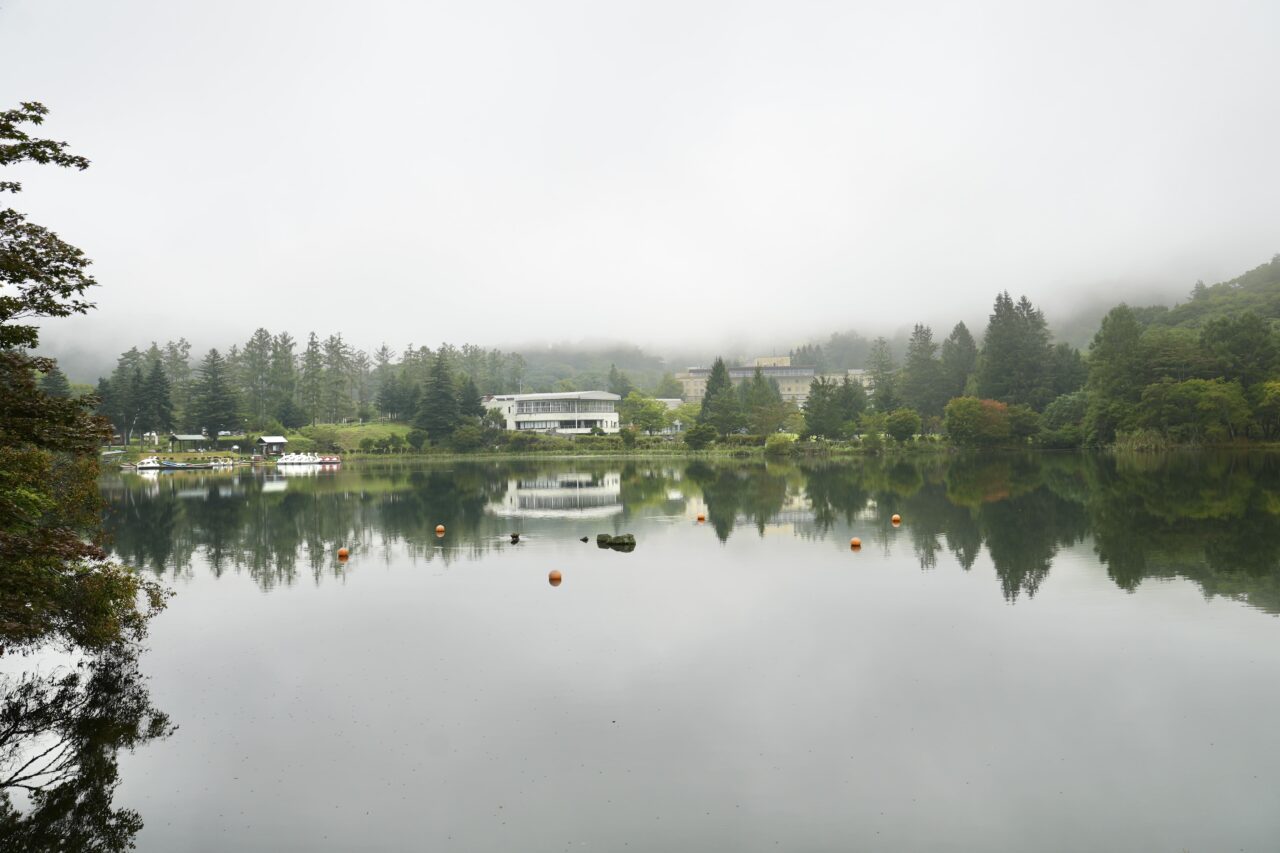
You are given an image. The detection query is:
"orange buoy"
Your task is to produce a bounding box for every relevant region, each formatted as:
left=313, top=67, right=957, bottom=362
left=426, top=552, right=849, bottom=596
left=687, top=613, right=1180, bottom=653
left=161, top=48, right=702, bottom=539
left=696, top=513, right=706, bottom=523
left=548, top=570, right=562, bottom=587
left=850, top=537, right=861, bottom=549
left=891, top=514, right=902, bottom=526
left=337, top=547, right=349, bottom=559
left=435, top=524, right=445, bottom=535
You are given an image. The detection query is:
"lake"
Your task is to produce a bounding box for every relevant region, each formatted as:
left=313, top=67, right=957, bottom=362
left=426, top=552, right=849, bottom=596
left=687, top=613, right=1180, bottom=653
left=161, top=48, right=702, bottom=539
left=16, top=453, right=1280, bottom=850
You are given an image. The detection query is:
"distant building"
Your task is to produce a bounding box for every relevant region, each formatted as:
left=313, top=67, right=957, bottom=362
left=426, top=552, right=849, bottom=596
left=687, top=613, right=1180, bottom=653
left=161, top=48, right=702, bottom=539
left=169, top=433, right=206, bottom=451
left=256, top=435, right=289, bottom=455
left=484, top=391, right=621, bottom=434
left=675, top=356, right=871, bottom=405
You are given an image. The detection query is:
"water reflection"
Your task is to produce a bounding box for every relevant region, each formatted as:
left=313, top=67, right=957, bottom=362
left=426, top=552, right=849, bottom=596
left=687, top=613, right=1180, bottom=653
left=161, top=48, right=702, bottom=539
left=0, top=647, right=174, bottom=851
left=100, top=454, right=1280, bottom=613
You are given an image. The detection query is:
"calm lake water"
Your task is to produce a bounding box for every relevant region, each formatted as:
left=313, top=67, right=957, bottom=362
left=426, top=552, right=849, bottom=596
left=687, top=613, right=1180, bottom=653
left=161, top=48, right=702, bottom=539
left=44, top=454, right=1280, bottom=849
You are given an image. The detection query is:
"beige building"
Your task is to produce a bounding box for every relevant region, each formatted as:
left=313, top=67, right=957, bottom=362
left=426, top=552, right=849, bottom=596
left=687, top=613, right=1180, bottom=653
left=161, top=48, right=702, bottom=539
left=675, top=357, right=871, bottom=406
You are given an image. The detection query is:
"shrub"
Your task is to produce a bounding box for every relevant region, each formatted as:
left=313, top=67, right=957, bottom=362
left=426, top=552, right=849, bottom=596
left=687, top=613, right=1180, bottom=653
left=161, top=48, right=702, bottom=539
left=406, top=429, right=428, bottom=452
left=764, top=433, right=797, bottom=457
left=683, top=423, right=717, bottom=450
left=885, top=408, right=922, bottom=443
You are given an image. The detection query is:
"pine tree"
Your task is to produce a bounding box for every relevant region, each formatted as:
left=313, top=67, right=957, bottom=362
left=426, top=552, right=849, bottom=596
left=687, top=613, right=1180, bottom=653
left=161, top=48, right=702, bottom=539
left=190, top=349, right=240, bottom=436
left=161, top=338, right=193, bottom=425
left=269, top=332, right=297, bottom=423
left=139, top=360, right=173, bottom=435
left=298, top=332, right=324, bottom=425
left=414, top=352, right=460, bottom=440
left=698, top=357, right=743, bottom=436
left=608, top=364, right=634, bottom=398
left=1085, top=305, right=1144, bottom=442
left=900, top=324, right=947, bottom=417
left=940, top=322, right=978, bottom=400
left=867, top=337, right=899, bottom=412
left=239, top=328, right=274, bottom=426
left=38, top=364, right=71, bottom=397
left=458, top=377, right=485, bottom=418
left=976, top=292, right=1053, bottom=408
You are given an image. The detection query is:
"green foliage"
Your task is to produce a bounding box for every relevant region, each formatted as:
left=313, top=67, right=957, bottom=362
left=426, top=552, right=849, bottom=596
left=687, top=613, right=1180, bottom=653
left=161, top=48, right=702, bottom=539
left=607, top=364, right=635, bottom=398
left=944, top=397, right=1013, bottom=447
left=189, top=349, right=240, bottom=437
left=406, top=429, right=428, bottom=451
left=450, top=422, right=486, bottom=451
left=1085, top=305, right=1145, bottom=443
left=619, top=427, right=638, bottom=448
left=620, top=391, right=669, bottom=434
left=885, top=408, right=922, bottom=442
left=940, top=322, right=978, bottom=401
left=763, top=433, right=797, bottom=457
left=683, top=422, right=717, bottom=450
left=651, top=372, right=683, bottom=398
left=867, top=337, right=899, bottom=412
left=38, top=364, right=71, bottom=397
left=803, top=376, right=865, bottom=438
left=1137, top=378, right=1251, bottom=443
left=900, top=324, right=948, bottom=417
left=1040, top=391, right=1087, bottom=448
left=698, top=357, right=744, bottom=436
left=414, top=351, right=461, bottom=441
left=976, top=292, right=1055, bottom=409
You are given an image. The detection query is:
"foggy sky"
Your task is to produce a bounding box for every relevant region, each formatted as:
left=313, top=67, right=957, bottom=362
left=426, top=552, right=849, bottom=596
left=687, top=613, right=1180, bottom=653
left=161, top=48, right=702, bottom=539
left=5, top=0, right=1279, bottom=364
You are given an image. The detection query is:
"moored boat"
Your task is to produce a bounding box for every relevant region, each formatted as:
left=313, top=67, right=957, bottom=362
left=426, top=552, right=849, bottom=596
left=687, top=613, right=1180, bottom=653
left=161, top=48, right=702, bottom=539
left=276, top=453, right=341, bottom=465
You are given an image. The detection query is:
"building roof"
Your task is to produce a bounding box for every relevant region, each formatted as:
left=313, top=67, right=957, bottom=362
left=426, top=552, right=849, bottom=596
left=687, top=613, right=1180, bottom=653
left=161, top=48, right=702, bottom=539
left=488, top=390, right=621, bottom=402
left=170, top=434, right=205, bottom=442
left=256, top=435, right=289, bottom=444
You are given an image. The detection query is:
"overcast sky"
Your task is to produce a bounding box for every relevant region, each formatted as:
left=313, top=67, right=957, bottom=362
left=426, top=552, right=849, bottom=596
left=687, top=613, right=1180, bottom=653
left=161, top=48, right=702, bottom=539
left=5, top=0, right=1279, bottom=363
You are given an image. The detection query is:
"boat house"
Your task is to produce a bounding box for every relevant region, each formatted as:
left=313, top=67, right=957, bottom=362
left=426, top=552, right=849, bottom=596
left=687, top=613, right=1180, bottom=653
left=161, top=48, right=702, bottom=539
left=169, top=433, right=206, bottom=451
left=256, top=435, right=289, bottom=455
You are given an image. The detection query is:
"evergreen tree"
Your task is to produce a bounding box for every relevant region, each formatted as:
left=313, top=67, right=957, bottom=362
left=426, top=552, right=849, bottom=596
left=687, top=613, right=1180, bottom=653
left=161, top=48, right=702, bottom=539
left=38, top=363, right=71, bottom=397
left=298, top=332, right=324, bottom=425
left=139, top=359, right=173, bottom=435
left=321, top=333, right=353, bottom=423
left=607, top=364, right=634, bottom=398
left=1084, top=305, right=1145, bottom=443
left=239, top=328, right=274, bottom=426
left=698, top=357, right=743, bottom=436
left=458, top=376, right=485, bottom=418
left=414, top=352, right=461, bottom=440
left=190, top=349, right=240, bottom=436
left=269, top=332, right=297, bottom=423
left=976, top=293, right=1054, bottom=409
left=161, top=338, right=193, bottom=425
left=940, top=322, right=978, bottom=400
left=867, top=337, right=899, bottom=412
left=803, top=377, right=842, bottom=438
left=744, top=368, right=788, bottom=434
left=900, top=324, right=947, bottom=417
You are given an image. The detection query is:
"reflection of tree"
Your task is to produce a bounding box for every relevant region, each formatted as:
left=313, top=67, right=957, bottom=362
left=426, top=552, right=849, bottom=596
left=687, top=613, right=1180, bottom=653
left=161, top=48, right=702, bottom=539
left=0, top=647, right=174, bottom=852
left=684, top=462, right=792, bottom=541
left=1084, top=452, right=1280, bottom=610
left=100, top=454, right=1280, bottom=613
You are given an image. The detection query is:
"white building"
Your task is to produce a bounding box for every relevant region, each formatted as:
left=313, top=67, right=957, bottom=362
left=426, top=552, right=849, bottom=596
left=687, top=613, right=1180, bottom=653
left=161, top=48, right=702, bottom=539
left=484, top=390, right=621, bottom=434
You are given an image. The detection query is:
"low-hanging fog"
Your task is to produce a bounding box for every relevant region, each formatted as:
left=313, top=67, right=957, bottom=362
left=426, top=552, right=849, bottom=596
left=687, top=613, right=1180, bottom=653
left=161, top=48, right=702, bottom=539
left=4, top=0, right=1278, bottom=376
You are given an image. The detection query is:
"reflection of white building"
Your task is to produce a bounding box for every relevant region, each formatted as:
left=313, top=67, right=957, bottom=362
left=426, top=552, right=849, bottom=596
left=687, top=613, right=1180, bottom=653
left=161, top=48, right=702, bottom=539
left=484, top=391, right=621, bottom=434
left=488, top=473, right=623, bottom=518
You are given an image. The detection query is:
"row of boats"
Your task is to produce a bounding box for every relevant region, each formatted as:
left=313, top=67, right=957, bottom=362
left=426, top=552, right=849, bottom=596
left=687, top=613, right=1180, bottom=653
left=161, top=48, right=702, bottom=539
left=128, top=453, right=341, bottom=471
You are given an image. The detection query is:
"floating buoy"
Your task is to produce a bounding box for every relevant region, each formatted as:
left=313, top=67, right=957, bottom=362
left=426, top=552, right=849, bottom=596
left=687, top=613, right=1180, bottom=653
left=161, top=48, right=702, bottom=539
left=435, top=524, right=446, bottom=536
left=850, top=537, right=861, bottom=549
left=548, top=570, right=562, bottom=587
left=891, top=514, right=902, bottom=526
left=696, top=513, right=706, bottom=523
left=337, top=547, right=349, bottom=559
